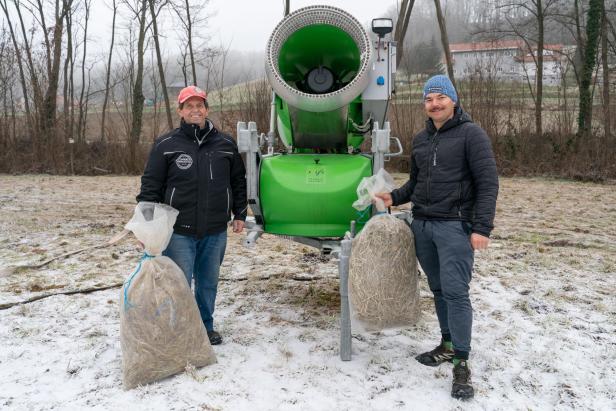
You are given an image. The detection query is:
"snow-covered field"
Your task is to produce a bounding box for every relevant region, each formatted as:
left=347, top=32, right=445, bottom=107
left=0, top=174, right=614, bottom=411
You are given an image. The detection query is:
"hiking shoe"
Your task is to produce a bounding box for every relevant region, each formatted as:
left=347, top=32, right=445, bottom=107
left=207, top=330, right=222, bottom=345
left=451, top=360, right=474, bottom=400
left=415, top=340, right=454, bottom=366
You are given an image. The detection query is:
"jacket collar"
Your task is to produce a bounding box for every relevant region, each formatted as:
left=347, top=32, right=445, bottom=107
left=425, top=106, right=472, bottom=134
left=179, top=119, right=217, bottom=143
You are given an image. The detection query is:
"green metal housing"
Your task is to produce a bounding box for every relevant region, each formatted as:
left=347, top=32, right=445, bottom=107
left=275, top=24, right=367, bottom=151
left=259, top=154, right=372, bottom=237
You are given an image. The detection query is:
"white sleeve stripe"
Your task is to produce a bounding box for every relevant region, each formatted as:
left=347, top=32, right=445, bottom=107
left=155, top=136, right=173, bottom=148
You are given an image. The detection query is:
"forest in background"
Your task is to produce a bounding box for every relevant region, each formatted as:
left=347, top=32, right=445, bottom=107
left=0, top=0, right=614, bottom=180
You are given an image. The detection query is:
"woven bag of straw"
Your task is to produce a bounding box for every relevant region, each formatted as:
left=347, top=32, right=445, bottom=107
left=120, top=202, right=216, bottom=389
left=120, top=255, right=217, bottom=389
left=349, top=214, right=420, bottom=330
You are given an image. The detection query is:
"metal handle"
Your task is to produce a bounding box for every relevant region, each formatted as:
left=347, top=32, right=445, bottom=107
left=385, top=136, right=403, bottom=157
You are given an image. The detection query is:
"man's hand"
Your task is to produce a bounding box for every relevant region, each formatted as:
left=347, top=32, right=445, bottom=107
left=373, top=192, right=393, bottom=208
left=232, top=219, right=245, bottom=233
left=470, top=233, right=490, bottom=251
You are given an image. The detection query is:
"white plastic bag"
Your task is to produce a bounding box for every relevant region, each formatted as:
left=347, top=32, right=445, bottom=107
left=120, top=202, right=216, bottom=389
left=352, top=168, right=396, bottom=212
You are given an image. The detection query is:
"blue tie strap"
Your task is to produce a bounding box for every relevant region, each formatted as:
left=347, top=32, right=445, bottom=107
left=123, top=252, right=154, bottom=311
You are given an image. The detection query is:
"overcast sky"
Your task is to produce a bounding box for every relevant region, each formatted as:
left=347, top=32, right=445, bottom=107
left=205, top=0, right=399, bottom=51
left=87, top=0, right=400, bottom=53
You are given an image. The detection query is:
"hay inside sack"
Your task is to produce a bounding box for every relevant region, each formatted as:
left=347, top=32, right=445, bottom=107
left=121, top=202, right=216, bottom=389
left=349, top=214, right=420, bottom=331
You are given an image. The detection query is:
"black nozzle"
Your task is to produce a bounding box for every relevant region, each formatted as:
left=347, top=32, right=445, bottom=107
left=305, top=66, right=335, bottom=94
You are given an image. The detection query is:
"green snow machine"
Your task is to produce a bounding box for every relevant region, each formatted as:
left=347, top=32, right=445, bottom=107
left=239, top=5, right=400, bottom=246
left=237, top=5, right=402, bottom=360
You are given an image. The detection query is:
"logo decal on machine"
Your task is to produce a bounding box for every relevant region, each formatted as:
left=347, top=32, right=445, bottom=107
left=175, top=154, right=193, bottom=170
left=305, top=166, right=326, bottom=184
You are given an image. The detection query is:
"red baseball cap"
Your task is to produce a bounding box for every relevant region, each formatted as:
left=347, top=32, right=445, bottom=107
left=178, top=86, right=207, bottom=104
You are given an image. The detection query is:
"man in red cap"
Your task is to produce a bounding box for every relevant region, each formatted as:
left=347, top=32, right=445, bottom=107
left=137, top=85, right=247, bottom=345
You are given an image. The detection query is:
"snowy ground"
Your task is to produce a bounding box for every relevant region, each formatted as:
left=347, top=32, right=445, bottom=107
left=0, top=174, right=615, bottom=411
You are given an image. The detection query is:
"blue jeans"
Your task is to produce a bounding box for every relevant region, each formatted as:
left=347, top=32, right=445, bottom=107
left=163, top=231, right=227, bottom=331
left=411, top=220, right=474, bottom=354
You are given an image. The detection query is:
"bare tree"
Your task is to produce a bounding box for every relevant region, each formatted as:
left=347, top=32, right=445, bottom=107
left=0, top=0, right=33, bottom=134
left=600, top=0, right=610, bottom=140
left=172, top=0, right=210, bottom=86
left=14, top=0, right=44, bottom=129
left=76, top=0, right=91, bottom=143
left=101, top=0, right=118, bottom=142
left=433, top=0, right=456, bottom=88
left=492, top=0, right=559, bottom=136
left=210, top=42, right=231, bottom=129
left=123, top=0, right=150, bottom=171
left=148, top=0, right=173, bottom=130
left=394, top=0, right=417, bottom=67
left=62, top=0, right=75, bottom=143
left=551, top=0, right=585, bottom=87
left=41, top=0, right=73, bottom=140
left=0, top=27, right=18, bottom=145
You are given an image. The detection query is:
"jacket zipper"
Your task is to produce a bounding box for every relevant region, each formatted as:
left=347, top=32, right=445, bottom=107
left=209, top=152, right=213, bottom=180
left=194, top=128, right=201, bottom=235
left=226, top=187, right=230, bottom=215
left=169, top=187, right=176, bottom=207
left=457, top=182, right=462, bottom=217
left=426, top=131, right=438, bottom=206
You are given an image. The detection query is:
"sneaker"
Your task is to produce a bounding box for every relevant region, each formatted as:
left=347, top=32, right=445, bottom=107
left=451, top=360, right=474, bottom=400
left=415, top=340, right=454, bottom=366
left=207, top=330, right=222, bottom=345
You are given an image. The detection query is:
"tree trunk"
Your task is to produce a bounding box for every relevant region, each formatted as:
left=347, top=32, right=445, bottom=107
left=101, top=0, right=117, bottom=142
left=149, top=0, right=174, bottom=131
left=14, top=2, right=43, bottom=131
left=41, top=0, right=71, bottom=171
left=577, top=0, right=603, bottom=137
left=129, top=0, right=148, bottom=172
left=184, top=0, right=197, bottom=85
left=77, top=0, right=90, bottom=144
left=600, top=0, right=610, bottom=141
left=35, top=0, right=52, bottom=75
left=0, top=0, right=33, bottom=135
left=41, top=1, right=70, bottom=130
left=62, top=5, right=73, bottom=145
left=434, top=0, right=456, bottom=88
left=394, top=0, right=416, bottom=67
left=536, top=0, right=544, bottom=137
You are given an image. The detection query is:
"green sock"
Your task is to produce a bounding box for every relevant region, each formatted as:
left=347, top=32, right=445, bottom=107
left=443, top=341, right=453, bottom=351
left=452, top=358, right=469, bottom=366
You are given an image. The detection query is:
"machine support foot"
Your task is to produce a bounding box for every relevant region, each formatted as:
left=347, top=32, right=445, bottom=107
left=339, top=236, right=353, bottom=361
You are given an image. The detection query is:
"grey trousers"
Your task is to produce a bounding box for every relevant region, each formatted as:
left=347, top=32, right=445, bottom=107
left=411, top=219, right=474, bottom=354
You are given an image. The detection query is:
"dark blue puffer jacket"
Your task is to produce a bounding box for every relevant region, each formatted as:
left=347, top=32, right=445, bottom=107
left=391, top=107, right=499, bottom=237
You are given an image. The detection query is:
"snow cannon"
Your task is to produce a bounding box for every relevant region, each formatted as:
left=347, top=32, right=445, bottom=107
left=238, top=5, right=400, bottom=243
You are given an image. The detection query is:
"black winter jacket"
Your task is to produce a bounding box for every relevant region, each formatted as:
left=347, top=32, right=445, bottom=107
left=391, top=107, right=499, bottom=237
left=137, top=120, right=247, bottom=238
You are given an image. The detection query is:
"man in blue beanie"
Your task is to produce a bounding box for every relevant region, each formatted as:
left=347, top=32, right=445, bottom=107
left=376, top=75, right=499, bottom=400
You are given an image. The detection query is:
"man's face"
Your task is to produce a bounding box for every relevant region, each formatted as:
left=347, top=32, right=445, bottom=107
left=178, top=96, right=208, bottom=128
left=424, top=93, right=455, bottom=126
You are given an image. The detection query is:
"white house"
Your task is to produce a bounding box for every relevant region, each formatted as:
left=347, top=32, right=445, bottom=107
left=449, top=40, right=572, bottom=85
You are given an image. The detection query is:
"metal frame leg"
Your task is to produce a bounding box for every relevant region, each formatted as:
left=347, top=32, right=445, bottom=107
left=339, top=237, right=352, bottom=361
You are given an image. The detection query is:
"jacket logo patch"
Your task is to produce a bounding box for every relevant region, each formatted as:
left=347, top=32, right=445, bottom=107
left=175, top=154, right=193, bottom=170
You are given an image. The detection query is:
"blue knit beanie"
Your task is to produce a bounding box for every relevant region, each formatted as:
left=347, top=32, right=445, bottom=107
left=423, top=75, right=458, bottom=103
